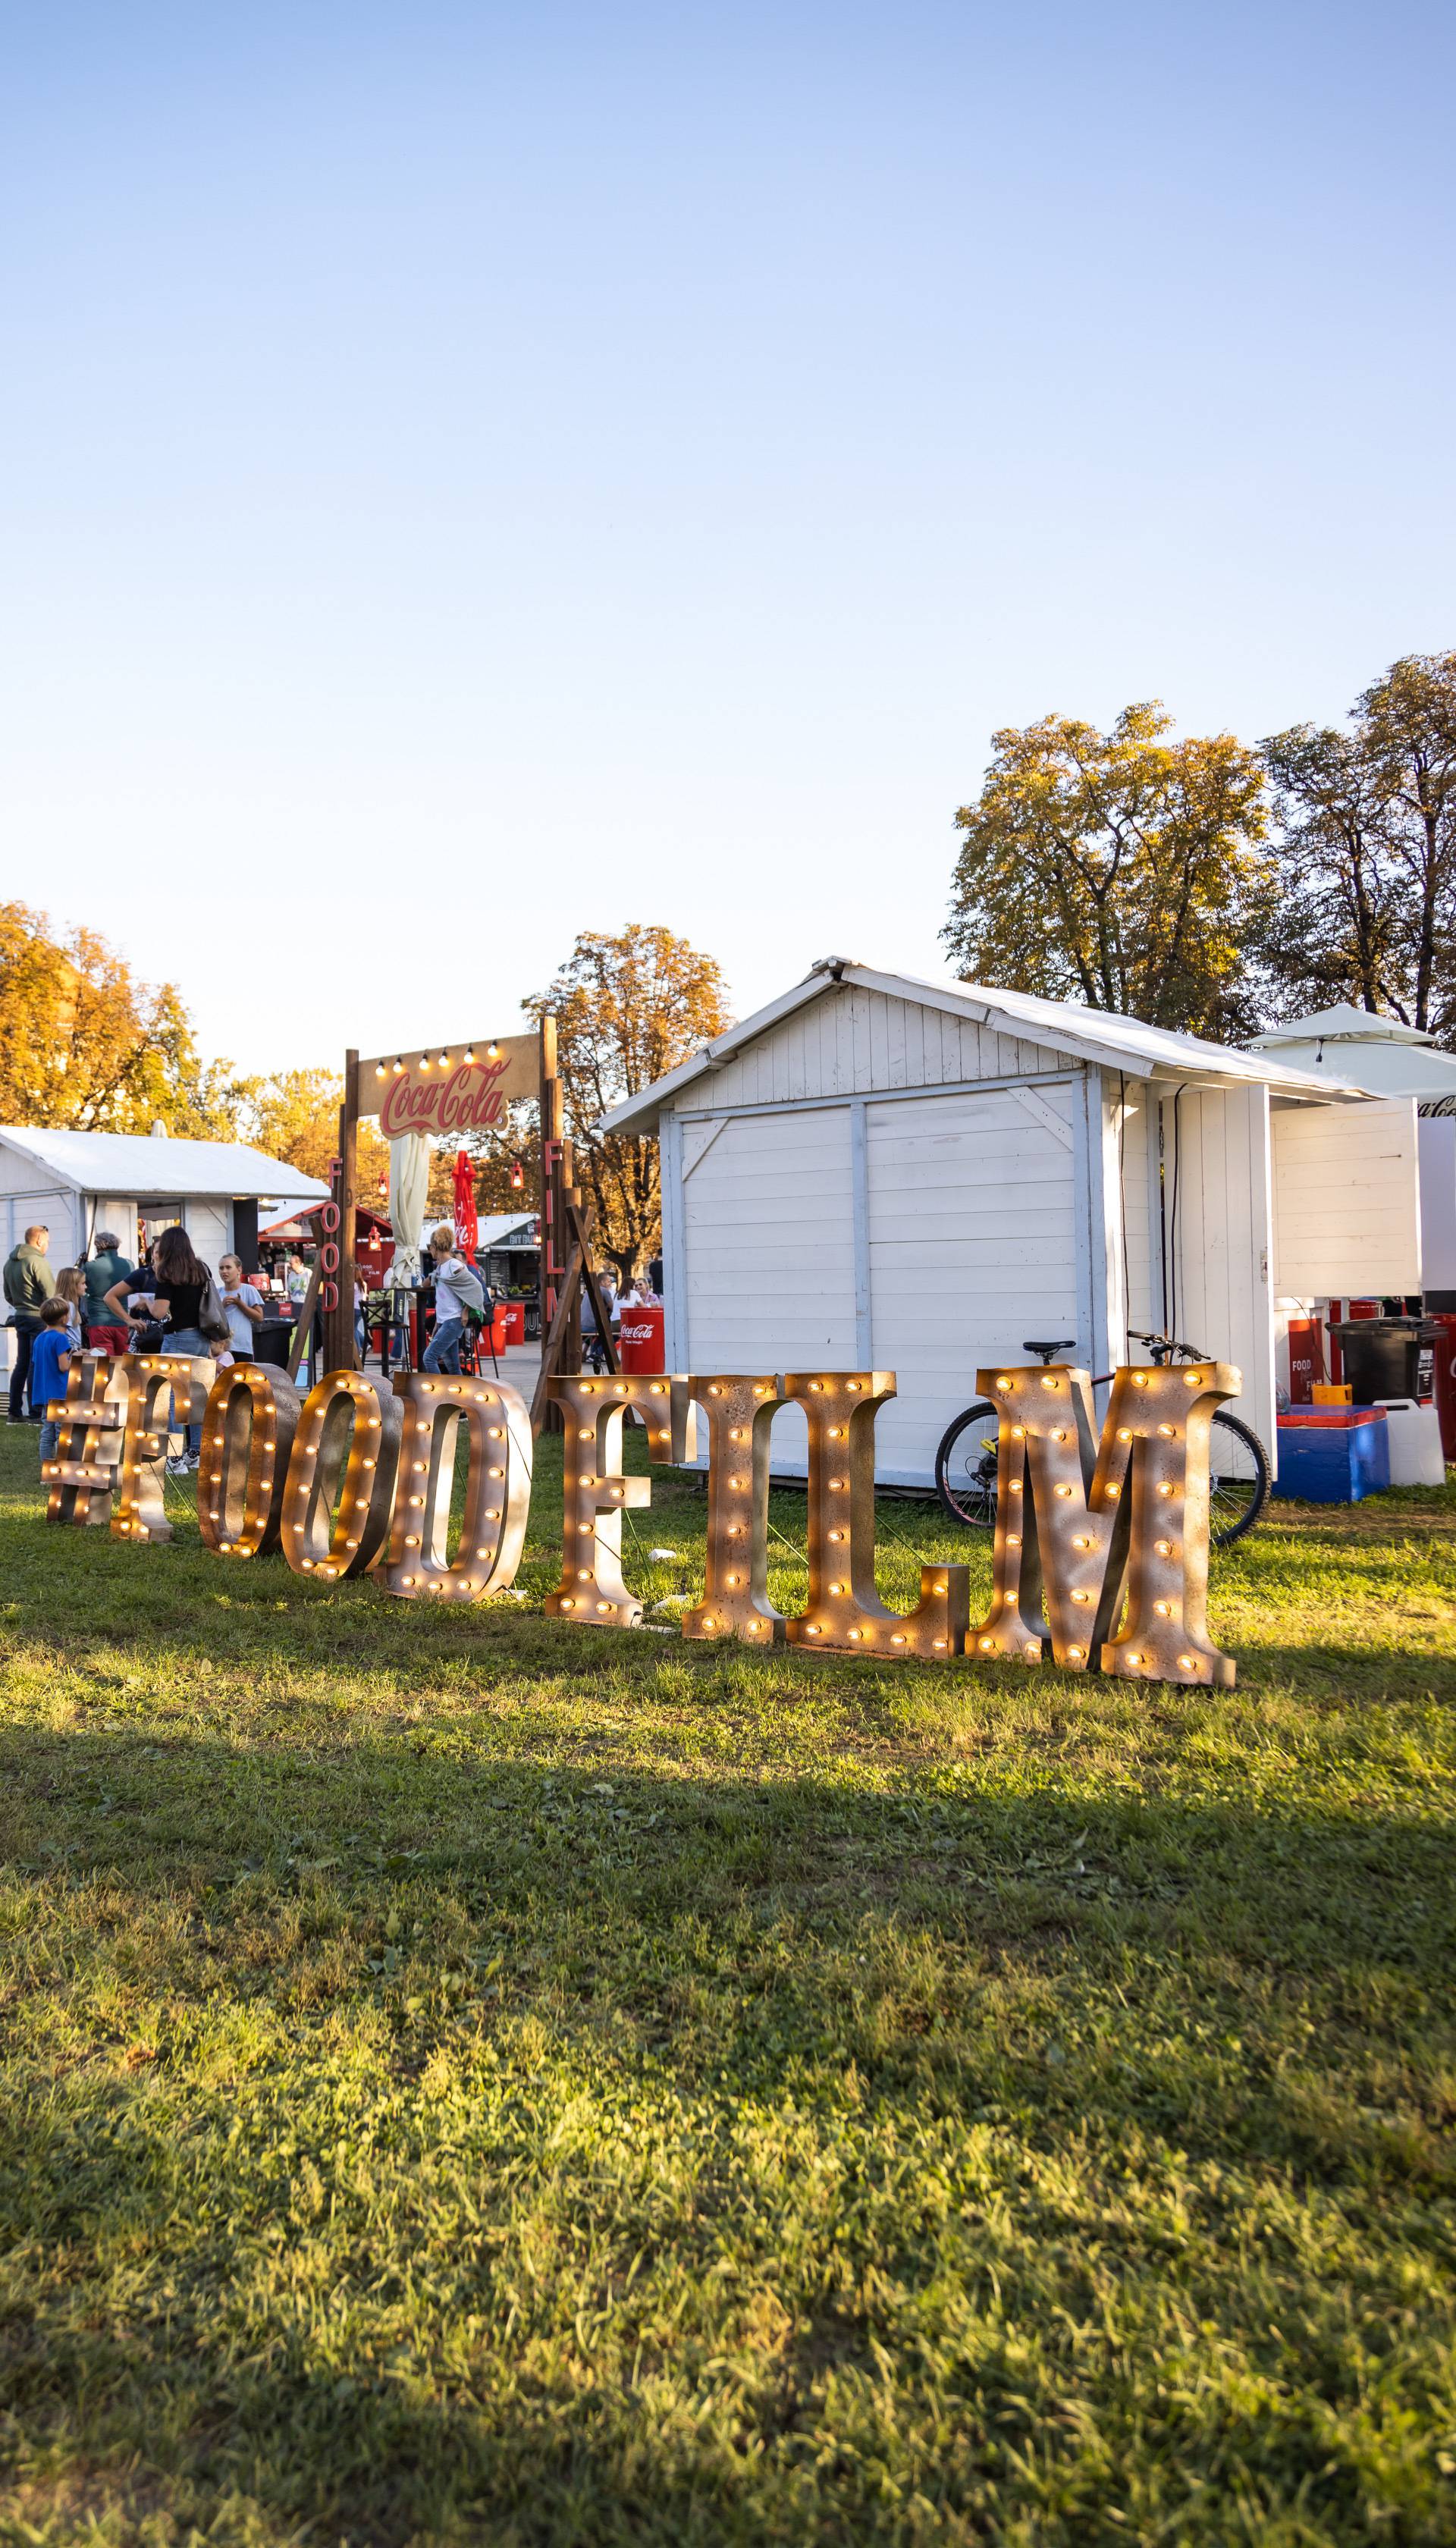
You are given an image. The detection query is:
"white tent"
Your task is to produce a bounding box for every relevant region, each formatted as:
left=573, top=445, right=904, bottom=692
left=1249, top=1006, right=1456, bottom=1301
left=0, top=1125, right=328, bottom=1278
left=599, top=960, right=1423, bottom=1484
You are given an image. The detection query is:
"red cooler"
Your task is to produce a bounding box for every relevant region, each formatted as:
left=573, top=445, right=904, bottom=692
left=500, top=1301, right=526, bottom=1346
left=617, top=1304, right=665, bottom=1373
left=1432, top=1313, right=1456, bottom=1461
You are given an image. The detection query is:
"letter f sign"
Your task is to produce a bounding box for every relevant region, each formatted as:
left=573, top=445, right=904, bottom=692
left=968, top=1363, right=1239, bottom=1688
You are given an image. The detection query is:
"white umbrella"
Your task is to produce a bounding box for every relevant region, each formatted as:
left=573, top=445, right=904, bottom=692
left=388, top=1133, right=431, bottom=1285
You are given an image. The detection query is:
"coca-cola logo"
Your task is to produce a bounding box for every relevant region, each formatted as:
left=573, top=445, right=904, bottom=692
left=380, top=1060, right=510, bottom=1140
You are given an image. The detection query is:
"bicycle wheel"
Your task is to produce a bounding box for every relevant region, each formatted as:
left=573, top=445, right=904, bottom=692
left=1208, top=1410, right=1270, bottom=1548
left=935, top=1401, right=1002, bottom=1528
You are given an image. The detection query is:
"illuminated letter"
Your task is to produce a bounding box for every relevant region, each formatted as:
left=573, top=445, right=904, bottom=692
left=681, top=1375, right=786, bottom=1644
left=111, top=1353, right=216, bottom=1545
left=281, top=1370, right=401, bottom=1581
left=782, top=1373, right=970, bottom=1658
left=545, top=1373, right=695, bottom=1627
left=381, top=1370, right=532, bottom=1599
left=44, top=1349, right=127, bottom=1527
left=197, top=1363, right=300, bottom=1558
left=968, top=1363, right=1238, bottom=1686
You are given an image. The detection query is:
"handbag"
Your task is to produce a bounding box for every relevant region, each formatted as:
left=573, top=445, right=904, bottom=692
left=199, top=1270, right=232, bottom=1345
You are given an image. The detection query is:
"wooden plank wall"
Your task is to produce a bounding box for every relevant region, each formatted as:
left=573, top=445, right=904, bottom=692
left=693, top=986, right=1068, bottom=1110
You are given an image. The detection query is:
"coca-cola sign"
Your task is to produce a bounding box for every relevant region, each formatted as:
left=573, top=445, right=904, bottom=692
left=358, top=1035, right=536, bottom=1137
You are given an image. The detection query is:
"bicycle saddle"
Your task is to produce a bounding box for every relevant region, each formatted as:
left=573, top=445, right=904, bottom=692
left=1022, top=1338, right=1077, bottom=1358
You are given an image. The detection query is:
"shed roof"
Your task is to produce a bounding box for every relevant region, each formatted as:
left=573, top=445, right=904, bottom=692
left=0, top=1125, right=329, bottom=1203
left=597, top=961, right=1370, bottom=1136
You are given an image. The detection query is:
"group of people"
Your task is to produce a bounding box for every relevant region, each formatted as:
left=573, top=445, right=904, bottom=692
left=4, top=1222, right=270, bottom=1479
left=581, top=1262, right=661, bottom=1370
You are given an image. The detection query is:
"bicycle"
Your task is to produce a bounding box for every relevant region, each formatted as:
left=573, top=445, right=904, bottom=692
left=934, top=1330, right=1272, bottom=1549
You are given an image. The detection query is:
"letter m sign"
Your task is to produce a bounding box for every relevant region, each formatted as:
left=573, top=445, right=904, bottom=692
left=968, top=1363, right=1240, bottom=1688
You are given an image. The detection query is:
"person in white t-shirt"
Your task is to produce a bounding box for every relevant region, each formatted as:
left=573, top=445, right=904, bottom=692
left=423, top=1225, right=482, bottom=1373
left=218, top=1254, right=265, bottom=1360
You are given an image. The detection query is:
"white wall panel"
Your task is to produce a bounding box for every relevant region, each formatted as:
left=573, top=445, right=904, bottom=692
left=864, top=1086, right=1079, bottom=1484
left=1272, top=1097, right=1423, bottom=1297
left=1164, top=1085, right=1276, bottom=1455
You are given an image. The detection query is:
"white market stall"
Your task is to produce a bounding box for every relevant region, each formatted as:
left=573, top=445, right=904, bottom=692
left=1248, top=1003, right=1456, bottom=1309
left=598, top=961, right=1424, bottom=1486
left=0, top=1125, right=328, bottom=1289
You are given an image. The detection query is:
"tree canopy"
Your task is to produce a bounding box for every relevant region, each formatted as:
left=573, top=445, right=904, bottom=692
left=0, top=902, right=243, bottom=1136
left=528, top=924, right=731, bottom=1276
left=942, top=705, right=1275, bottom=1039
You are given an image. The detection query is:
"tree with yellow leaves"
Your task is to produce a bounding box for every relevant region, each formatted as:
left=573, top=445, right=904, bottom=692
left=943, top=706, right=1276, bottom=1040
left=0, top=902, right=245, bottom=1134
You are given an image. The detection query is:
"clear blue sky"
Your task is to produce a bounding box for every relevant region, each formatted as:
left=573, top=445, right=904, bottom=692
left=2, top=1, right=1452, bottom=1077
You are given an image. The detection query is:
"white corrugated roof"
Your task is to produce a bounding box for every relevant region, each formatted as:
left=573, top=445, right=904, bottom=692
left=597, top=961, right=1371, bottom=1135
left=0, top=1125, right=329, bottom=1201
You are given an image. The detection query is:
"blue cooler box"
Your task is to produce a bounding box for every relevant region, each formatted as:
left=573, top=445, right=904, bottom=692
left=1276, top=1410, right=1389, bottom=1502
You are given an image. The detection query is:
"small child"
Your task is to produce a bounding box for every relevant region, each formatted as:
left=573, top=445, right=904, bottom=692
left=30, top=1298, right=75, bottom=1476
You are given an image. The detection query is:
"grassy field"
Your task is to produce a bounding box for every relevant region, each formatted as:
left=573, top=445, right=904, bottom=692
left=1, top=1411, right=1454, bottom=2546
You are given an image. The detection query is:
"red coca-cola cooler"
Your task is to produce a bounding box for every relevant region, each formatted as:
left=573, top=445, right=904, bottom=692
left=1431, top=1313, right=1456, bottom=1461
left=499, top=1301, right=526, bottom=1346
left=617, top=1304, right=664, bottom=1373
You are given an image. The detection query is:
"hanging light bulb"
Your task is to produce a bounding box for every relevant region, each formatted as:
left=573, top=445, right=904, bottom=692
left=486, top=1041, right=500, bottom=1059
left=463, top=1046, right=475, bottom=1065
left=438, top=1049, right=450, bottom=1066
left=392, top=1056, right=404, bottom=1075
left=510, top=1156, right=524, bottom=1190
left=419, top=1053, right=431, bottom=1069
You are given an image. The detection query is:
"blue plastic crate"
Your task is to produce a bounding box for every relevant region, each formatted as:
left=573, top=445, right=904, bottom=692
left=1275, top=1414, right=1390, bottom=1503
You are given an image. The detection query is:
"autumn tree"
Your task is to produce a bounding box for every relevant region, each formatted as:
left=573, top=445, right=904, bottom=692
left=942, top=705, right=1276, bottom=1039
left=0, top=902, right=246, bottom=1135
left=523, top=925, right=731, bottom=1279
left=1258, top=723, right=1404, bottom=1017
left=1260, top=651, right=1456, bottom=1037
left=241, top=1067, right=387, bottom=1190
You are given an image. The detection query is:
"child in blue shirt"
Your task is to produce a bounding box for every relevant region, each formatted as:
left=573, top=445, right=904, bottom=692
left=30, top=1299, right=75, bottom=1474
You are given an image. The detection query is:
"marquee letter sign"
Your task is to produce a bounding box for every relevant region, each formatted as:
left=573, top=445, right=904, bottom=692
left=111, top=1354, right=217, bottom=1545
left=681, top=1376, right=786, bottom=1643
left=46, top=1357, right=1241, bottom=1689
left=781, top=1373, right=971, bottom=1658
left=544, top=1373, right=696, bottom=1627
left=197, top=1363, right=301, bottom=1558
left=280, top=1370, right=402, bottom=1581
left=44, top=1350, right=128, bottom=1528
left=968, top=1362, right=1238, bottom=1686
left=381, top=1370, right=533, bottom=1600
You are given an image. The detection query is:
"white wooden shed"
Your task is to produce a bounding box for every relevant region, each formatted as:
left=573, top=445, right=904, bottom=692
left=599, top=962, right=1424, bottom=1486
left=0, top=1126, right=328, bottom=1280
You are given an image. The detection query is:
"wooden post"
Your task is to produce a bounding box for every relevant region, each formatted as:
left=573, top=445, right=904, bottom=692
left=539, top=1017, right=567, bottom=1432
left=286, top=1242, right=325, bottom=1385
left=322, top=1050, right=359, bottom=1372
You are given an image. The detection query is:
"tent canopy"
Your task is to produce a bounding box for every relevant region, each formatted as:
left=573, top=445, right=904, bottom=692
left=0, top=1125, right=328, bottom=1203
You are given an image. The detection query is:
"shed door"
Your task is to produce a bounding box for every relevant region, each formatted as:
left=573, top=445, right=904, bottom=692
left=678, top=1106, right=855, bottom=1474
left=1272, top=1097, right=1422, bottom=1297
left=865, top=1086, right=1079, bottom=1485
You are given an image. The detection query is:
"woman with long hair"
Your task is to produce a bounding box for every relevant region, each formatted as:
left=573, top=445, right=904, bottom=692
left=105, top=1223, right=214, bottom=1473
left=54, top=1266, right=86, bottom=1342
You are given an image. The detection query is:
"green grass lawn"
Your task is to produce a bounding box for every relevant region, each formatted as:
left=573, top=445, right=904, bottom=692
left=2, top=1414, right=1454, bottom=2546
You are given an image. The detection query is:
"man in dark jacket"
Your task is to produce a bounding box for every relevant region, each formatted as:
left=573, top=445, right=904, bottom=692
left=5, top=1225, right=55, bottom=1420
left=83, top=1231, right=134, bottom=1356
